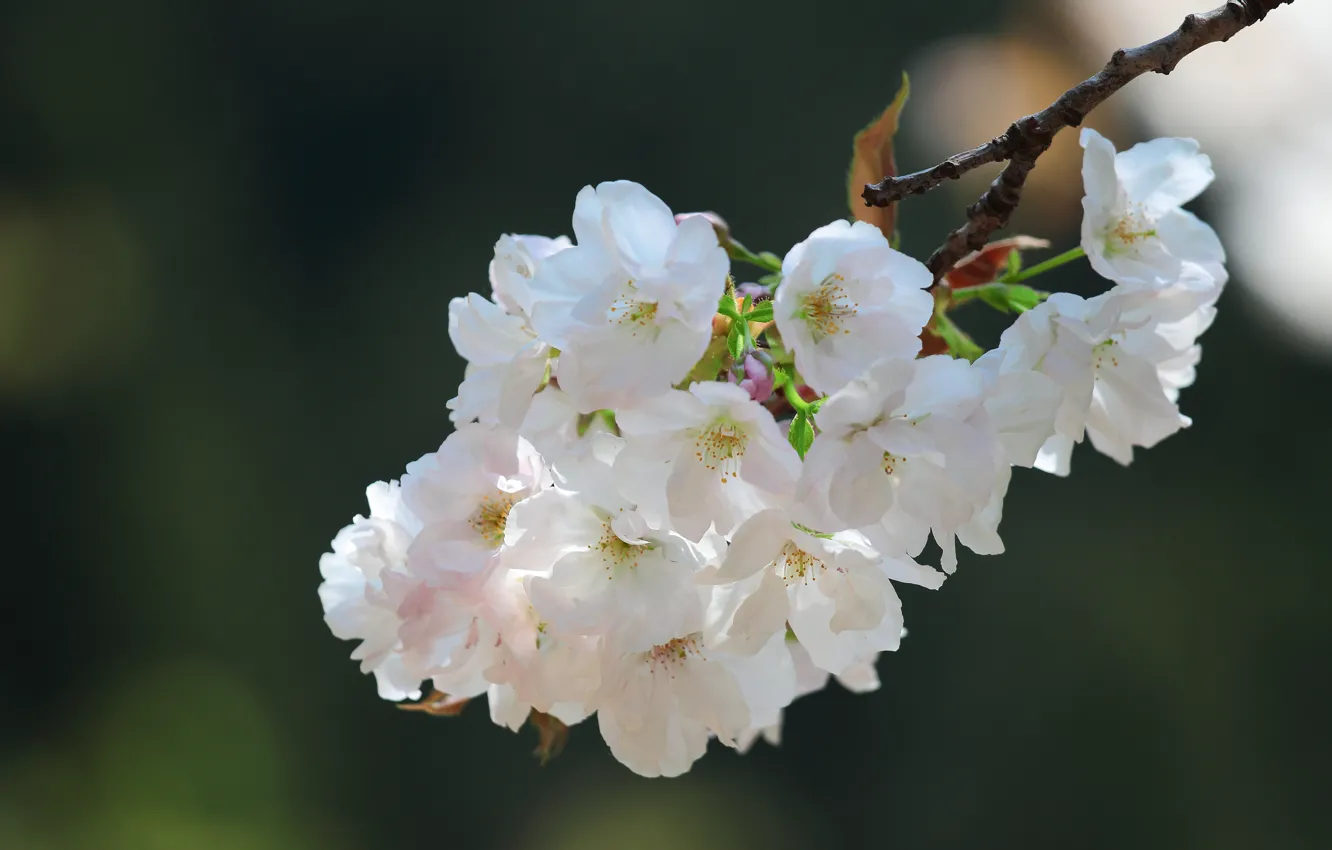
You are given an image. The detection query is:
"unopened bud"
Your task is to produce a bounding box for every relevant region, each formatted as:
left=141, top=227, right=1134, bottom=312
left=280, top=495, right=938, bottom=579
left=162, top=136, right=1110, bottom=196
left=728, top=351, right=775, bottom=403
left=735, top=281, right=772, bottom=300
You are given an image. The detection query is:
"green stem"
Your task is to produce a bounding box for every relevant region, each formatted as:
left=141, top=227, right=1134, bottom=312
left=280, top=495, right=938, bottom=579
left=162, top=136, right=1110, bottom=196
left=781, top=375, right=810, bottom=414
left=1001, top=245, right=1086, bottom=283
left=949, top=282, right=1007, bottom=306
left=727, top=239, right=783, bottom=274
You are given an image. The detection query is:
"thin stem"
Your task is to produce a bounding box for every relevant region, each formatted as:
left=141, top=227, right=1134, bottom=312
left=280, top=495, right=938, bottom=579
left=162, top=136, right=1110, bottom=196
left=949, top=282, right=1008, bottom=306
left=1002, top=246, right=1086, bottom=283
left=781, top=375, right=810, bottom=414
left=727, top=239, right=782, bottom=273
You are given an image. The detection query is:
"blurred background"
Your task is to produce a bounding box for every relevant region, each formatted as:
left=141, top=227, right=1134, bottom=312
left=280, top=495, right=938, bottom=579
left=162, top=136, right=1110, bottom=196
left=3, top=0, right=1330, bottom=847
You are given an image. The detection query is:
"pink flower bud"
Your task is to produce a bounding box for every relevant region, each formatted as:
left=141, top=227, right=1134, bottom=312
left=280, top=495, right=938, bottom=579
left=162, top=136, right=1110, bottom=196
left=735, top=281, right=771, bottom=300
left=729, top=352, right=774, bottom=402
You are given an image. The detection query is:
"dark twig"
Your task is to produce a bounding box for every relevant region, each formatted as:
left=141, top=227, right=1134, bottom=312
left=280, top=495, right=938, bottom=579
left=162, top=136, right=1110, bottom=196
left=926, top=142, right=1049, bottom=281
left=865, top=0, right=1294, bottom=208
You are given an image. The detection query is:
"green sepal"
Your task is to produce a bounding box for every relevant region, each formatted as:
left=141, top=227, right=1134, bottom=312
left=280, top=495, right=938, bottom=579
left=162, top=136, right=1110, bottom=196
left=746, top=302, right=774, bottom=324
left=726, top=320, right=745, bottom=360
left=976, top=283, right=1043, bottom=314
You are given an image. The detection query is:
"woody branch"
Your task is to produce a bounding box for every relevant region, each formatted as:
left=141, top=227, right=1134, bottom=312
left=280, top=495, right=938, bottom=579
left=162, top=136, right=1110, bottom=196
left=858, top=0, right=1296, bottom=282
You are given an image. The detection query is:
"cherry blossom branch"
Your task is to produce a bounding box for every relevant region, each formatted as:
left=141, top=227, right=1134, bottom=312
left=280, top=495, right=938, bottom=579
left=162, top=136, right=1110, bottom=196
left=862, top=0, right=1296, bottom=281
left=925, top=145, right=1048, bottom=280
left=865, top=0, right=1294, bottom=208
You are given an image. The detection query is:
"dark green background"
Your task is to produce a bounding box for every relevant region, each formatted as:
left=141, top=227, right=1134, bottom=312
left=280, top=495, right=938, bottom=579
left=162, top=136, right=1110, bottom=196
left=3, top=1, right=1328, bottom=847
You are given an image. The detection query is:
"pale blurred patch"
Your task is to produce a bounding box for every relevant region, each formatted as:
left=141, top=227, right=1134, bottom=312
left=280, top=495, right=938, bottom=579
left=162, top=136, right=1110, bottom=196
left=0, top=194, right=150, bottom=399
left=1060, top=0, right=1332, bottom=354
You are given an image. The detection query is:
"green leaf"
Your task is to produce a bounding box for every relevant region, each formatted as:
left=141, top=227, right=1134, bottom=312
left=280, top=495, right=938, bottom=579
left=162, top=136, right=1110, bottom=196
left=757, top=272, right=782, bottom=287
left=746, top=302, right=774, bottom=324
left=788, top=411, right=814, bottom=459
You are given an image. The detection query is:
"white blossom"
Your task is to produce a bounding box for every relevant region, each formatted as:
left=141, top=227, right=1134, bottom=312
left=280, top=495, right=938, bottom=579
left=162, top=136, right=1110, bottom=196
left=527, top=181, right=729, bottom=412
left=447, top=293, right=550, bottom=428
left=773, top=220, right=933, bottom=394
left=400, top=425, right=550, bottom=590
left=489, top=233, right=571, bottom=318
left=447, top=235, right=570, bottom=428
left=1080, top=128, right=1226, bottom=289
left=614, top=381, right=802, bottom=541
left=594, top=631, right=795, bottom=777
left=320, top=160, right=1228, bottom=776
left=994, top=278, right=1218, bottom=476
left=507, top=486, right=707, bottom=654
left=704, top=506, right=941, bottom=677
left=318, top=481, right=479, bottom=701
left=478, top=563, right=600, bottom=728
left=798, top=356, right=1006, bottom=571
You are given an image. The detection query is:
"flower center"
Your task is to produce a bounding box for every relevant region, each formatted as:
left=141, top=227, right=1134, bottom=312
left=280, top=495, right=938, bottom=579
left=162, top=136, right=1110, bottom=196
left=694, top=418, right=748, bottom=484
left=1104, top=208, right=1158, bottom=256
left=1092, top=338, right=1121, bottom=372
left=593, top=522, right=651, bottom=573
left=468, top=493, right=518, bottom=548
left=776, top=541, right=827, bottom=585
left=499, top=247, right=533, bottom=279
left=608, top=280, right=658, bottom=334
left=646, top=634, right=704, bottom=672
left=799, top=273, right=858, bottom=341
left=882, top=452, right=907, bottom=476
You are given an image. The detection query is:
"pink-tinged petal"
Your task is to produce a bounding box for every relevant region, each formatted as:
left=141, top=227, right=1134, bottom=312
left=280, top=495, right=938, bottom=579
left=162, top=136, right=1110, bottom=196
left=828, top=437, right=893, bottom=528
left=740, top=428, right=801, bottom=496
left=495, top=344, right=549, bottom=429
left=826, top=568, right=891, bottom=634
left=724, top=569, right=792, bottom=653
left=616, top=388, right=710, bottom=435
left=713, top=509, right=790, bottom=583
left=874, top=551, right=946, bottom=590
left=673, top=658, right=750, bottom=747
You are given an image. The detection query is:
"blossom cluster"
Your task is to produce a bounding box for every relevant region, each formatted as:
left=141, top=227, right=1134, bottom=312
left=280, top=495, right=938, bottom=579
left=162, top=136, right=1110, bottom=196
left=319, top=128, right=1224, bottom=776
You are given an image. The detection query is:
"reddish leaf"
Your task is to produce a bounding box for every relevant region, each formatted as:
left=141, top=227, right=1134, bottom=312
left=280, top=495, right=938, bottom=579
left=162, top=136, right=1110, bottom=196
left=945, top=236, right=1051, bottom=290
left=849, top=73, right=910, bottom=240
left=528, top=710, right=569, bottom=765
left=918, top=327, right=949, bottom=357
